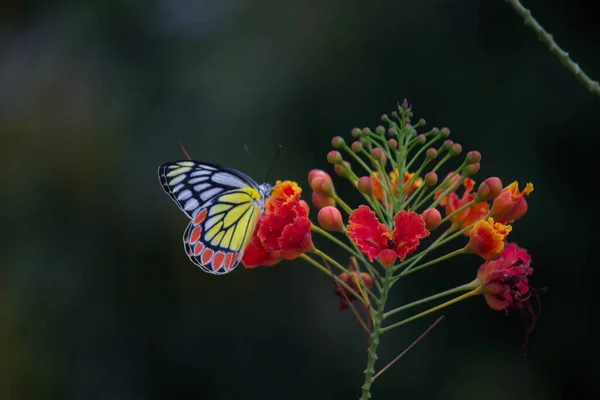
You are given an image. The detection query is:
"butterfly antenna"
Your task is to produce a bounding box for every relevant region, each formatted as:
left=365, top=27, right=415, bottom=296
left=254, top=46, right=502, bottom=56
left=179, top=141, right=192, bottom=160
left=264, top=144, right=282, bottom=182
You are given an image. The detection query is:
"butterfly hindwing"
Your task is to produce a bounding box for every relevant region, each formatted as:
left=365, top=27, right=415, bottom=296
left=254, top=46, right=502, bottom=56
left=182, top=187, right=262, bottom=274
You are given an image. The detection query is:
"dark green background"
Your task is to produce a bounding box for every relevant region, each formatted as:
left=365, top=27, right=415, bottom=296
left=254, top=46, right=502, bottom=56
left=1, top=0, right=598, bottom=399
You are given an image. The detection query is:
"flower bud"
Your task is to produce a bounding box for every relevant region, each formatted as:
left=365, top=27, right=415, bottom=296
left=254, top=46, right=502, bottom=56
left=440, top=127, right=450, bottom=137
left=451, top=143, right=462, bottom=155
left=418, top=118, right=426, bottom=126
left=401, top=98, right=409, bottom=109
left=388, top=127, right=398, bottom=136
left=357, top=176, right=374, bottom=196
left=442, top=140, right=454, bottom=151
left=422, top=208, right=442, bottom=231
left=474, top=177, right=503, bottom=202
left=362, top=127, right=372, bottom=136
left=351, top=127, right=362, bottom=138
left=371, top=147, right=385, bottom=161
left=308, top=169, right=332, bottom=186
left=387, top=138, right=398, bottom=150
left=431, top=127, right=440, bottom=135
left=318, top=206, right=344, bottom=232
left=310, top=176, right=334, bottom=196
left=490, top=182, right=533, bottom=222
left=375, top=125, right=385, bottom=136
left=334, top=161, right=351, bottom=177
left=312, top=192, right=336, bottom=209
left=426, top=148, right=437, bottom=160
left=466, top=150, right=481, bottom=164
left=416, top=134, right=426, bottom=144
left=463, top=162, right=480, bottom=176
left=424, top=171, right=438, bottom=187
left=331, top=136, right=345, bottom=149
left=351, top=141, right=362, bottom=152
left=327, top=150, right=342, bottom=164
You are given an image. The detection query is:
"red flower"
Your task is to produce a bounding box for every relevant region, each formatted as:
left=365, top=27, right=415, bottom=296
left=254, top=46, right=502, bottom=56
left=466, top=217, right=511, bottom=260
left=333, top=271, right=374, bottom=311
left=442, top=178, right=490, bottom=234
left=242, top=181, right=313, bottom=267
left=346, top=205, right=429, bottom=266
left=476, top=243, right=533, bottom=311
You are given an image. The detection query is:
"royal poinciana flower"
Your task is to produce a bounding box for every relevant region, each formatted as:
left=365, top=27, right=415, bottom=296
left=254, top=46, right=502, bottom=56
left=475, top=243, right=533, bottom=311
left=491, top=181, right=534, bottom=223
left=466, top=217, right=512, bottom=260
left=347, top=205, right=429, bottom=266
left=440, top=177, right=490, bottom=234
left=333, top=271, right=375, bottom=311
left=242, top=181, right=313, bottom=267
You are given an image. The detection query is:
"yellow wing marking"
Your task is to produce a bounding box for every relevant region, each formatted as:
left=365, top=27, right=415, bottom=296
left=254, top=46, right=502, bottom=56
left=209, top=203, right=233, bottom=216
left=166, top=166, right=192, bottom=177
left=219, top=188, right=260, bottom=203
left=230, top=205, right=260, bottom=251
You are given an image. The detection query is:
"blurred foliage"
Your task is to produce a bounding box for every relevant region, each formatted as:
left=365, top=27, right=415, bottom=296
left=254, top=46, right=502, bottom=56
left=1, top=0, right=598, bottom=399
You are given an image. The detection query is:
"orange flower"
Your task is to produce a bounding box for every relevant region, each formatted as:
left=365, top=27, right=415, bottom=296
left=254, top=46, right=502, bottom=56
left=371, top=170, right=422, bottom=202
left=442, top=178, right=490, bottom=234
left=491, top=181, right=533, bottom=223
left=333, top=271, right=375, bottom=311
left=466, top=218, right=511, bottom=260
left=243, top=181, right=312, bottom=267
left=266, top=180, right=302, bottom=212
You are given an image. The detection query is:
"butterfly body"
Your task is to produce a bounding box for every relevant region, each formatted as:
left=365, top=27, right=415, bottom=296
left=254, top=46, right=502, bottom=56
left=158, top=160, right=271, bottom=274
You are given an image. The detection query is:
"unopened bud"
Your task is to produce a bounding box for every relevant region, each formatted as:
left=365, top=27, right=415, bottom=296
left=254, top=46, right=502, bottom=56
left=451, top=143, right=462, bottom=155
left=388, top=127, right=398, bottom=136
left=318, top=206, right=344, bottom=232
left=334, top=161, right=352, bottom=177
left=357, top=176, right=374, bottom=196
left=466, top=150, right=481, bottom=164
left=443, top=140, right=454, bottom=151
left=351, top=128, right=362, bottom=138
left=426, top=148, right=438, bottom=160
left=475, top=177, right=503, bottom=202
left=327, top=150, right=342, bottom=164
left=463, top=162, right=480, bottom=176
left=375, top=125, right=385, bottom=136
left=351, top=141, right=363, bottom=152
left=416, top=134, right=426, bottom=144
left=440, top=127, right=450, bottom=137
left=331, top=136, right=345, bottom=149
left=312, top=192, right=336, bottom=209
left=422, top=208, right=442, bottom=231
left=308, top=169, right=332, bottom=186
left=362, top=127, right=372, bottom=136
left=310, top=176, right=334, bottom=196
left=387, top=138, right=398, bottom=150
left=425, top=171, right=438, bottom=187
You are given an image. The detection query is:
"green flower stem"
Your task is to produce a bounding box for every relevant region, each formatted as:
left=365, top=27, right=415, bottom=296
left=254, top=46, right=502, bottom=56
left=359, top=261, right=394, bottom=400
left=405, top=134, right=443, bottom=171
left=438, top=198, right=478, bottom=226
left=331, top=193, right=354, bottom=216
left=380, top=286, right=482, bottom=334
left=383, top=280, right=478, bottom=319
left=412, top=166, right=466, bottom=212
left=299, top=253, right=371, bottom=309
left=505, top=0, right=600, bottom=98
left=390, top=224, right=458, bottom=274
left=310, top=224, right=384, bottom=285
left=399, top=247, right=467, bottom=278
left=361, top=148, right=395, bottom=218
left=313, top=249, right=379, bottom=303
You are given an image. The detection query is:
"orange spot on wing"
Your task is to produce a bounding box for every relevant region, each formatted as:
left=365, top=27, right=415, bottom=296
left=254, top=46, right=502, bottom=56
left=193, top=242, right=205, bottom=256
left=194, top=209, right=207, bottom=225
left=201, top=248, right=214, bottom=265
left=212, top=252, right=225, bottom=271
left=224, top=253, right=235, bottom=271
left=189, top=226, right=202, bottom=244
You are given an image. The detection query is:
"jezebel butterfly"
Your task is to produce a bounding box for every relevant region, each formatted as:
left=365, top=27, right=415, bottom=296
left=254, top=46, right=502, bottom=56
left=158, top=160, right=271, bottom=274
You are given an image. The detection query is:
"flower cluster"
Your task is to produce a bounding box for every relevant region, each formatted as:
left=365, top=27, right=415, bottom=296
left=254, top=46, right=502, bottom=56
left=242, top=181, right=313, bottom=267
left=236, top=100, right=538, bottom=398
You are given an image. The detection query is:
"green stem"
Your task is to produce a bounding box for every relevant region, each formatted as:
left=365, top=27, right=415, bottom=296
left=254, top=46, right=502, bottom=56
left=393, top=247, right=466, bottom=281
left=299, top=253, right=370, bottom=309
left=311, top=224, right=384, bottom=284
left=331, top=193, right=354, bottom=216
left=359, top=261, right=393, bottom=400
left=312, top=249, right=379, bottom=303
left=380, top=286, right=482, bottom=334
left=505, top=0, right=600, bottom=97
left=383, top=281, right=478, bottom=319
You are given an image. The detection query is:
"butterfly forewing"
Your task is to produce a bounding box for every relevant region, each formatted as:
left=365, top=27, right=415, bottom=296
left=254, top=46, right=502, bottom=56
left=158, top=160, right=265, bottom=274
left=158, top=160, right=260, bottom=219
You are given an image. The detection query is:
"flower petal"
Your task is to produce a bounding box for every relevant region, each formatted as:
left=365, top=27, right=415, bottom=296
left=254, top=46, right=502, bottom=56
left=346, top=205, right=390, bottom=261
left=391, top=210, right=430, bottom=261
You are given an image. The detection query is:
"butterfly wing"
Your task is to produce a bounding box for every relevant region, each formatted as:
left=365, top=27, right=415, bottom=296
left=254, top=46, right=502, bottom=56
left=182, top=187, right=262, bottom=274
left=158, top=160, right=260, bottom=219
left=158, top=160, right=263, bottom=274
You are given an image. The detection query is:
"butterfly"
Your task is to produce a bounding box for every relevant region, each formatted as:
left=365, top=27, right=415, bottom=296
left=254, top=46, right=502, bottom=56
left=158, top=160, right=272, bottom=274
